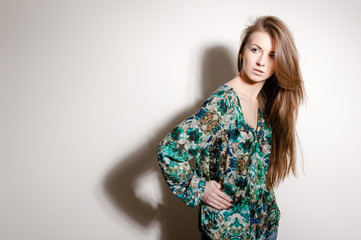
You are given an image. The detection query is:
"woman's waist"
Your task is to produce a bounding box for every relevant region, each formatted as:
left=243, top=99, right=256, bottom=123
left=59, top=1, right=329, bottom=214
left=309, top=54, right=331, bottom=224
left=206, top=175, right=269, bottom=202
left=198, top=201, right=280, bottom=239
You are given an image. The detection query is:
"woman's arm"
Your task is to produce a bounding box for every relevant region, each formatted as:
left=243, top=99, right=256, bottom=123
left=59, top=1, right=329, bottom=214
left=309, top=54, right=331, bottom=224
left=157, top=91, right=233, bottom=208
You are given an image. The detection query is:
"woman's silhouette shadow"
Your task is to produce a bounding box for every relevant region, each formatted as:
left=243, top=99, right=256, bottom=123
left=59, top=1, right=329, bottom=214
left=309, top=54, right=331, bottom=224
left=103, top=46, right=237, bottom=239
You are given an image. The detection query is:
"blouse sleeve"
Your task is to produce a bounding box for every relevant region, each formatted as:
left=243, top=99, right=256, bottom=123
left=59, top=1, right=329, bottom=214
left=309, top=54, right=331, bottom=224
left=156, top=92, right=230, bottom=207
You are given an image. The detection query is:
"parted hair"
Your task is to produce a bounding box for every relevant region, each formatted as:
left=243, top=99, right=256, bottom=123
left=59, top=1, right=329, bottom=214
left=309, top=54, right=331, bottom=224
left=237, top=16, right=305, bottom=189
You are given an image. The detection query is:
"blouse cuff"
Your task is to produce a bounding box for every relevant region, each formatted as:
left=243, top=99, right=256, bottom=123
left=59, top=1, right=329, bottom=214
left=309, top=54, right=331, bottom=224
left=185, top=175, right=207, bottom=207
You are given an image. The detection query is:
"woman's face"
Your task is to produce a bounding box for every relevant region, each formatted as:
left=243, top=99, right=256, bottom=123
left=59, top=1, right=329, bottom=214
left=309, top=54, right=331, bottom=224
left=240, top=31, right=275, bottom=82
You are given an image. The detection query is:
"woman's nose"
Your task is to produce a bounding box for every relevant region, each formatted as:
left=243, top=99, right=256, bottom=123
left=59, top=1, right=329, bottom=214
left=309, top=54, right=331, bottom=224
left=256, top=54, right=266, bottom=67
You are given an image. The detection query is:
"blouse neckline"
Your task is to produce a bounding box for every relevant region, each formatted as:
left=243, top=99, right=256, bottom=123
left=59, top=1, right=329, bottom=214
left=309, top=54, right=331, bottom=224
left=221, top=84, right=262, bottom=133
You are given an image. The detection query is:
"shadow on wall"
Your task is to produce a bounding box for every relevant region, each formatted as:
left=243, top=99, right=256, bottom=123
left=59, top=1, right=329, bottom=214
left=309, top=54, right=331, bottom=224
left=103, top=46, right=237, bottom=240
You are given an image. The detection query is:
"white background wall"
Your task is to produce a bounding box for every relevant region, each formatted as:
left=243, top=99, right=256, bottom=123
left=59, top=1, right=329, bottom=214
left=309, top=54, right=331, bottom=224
left=1, top=0, right=361, bottom=239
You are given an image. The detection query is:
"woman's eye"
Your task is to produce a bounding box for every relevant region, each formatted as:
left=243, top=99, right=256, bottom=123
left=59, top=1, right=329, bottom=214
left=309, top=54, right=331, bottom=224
left=270, top=54, right=275, bottom=59
left=251, top=48, right=258, bottom=53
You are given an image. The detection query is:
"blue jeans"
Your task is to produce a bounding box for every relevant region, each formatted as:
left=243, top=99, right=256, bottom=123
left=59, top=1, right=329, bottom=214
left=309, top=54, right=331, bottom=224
left=201, top=229, right=278, bottom=240
left=265, top=229, right=278, bottom=240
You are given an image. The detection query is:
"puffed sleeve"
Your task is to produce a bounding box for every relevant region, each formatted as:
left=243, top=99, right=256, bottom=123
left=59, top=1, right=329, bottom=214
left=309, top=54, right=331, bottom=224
left=156, top=90, right=230, bottom=207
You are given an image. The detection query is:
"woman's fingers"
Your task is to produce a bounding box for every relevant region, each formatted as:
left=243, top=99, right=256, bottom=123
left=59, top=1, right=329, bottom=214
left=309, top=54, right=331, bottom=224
left=207, top=192, right=232, bottom=210
left=211, top=189, right=233, bottom=208
left=217, top=190, right=233, bottom=203
left=213, top=181, right=222, bottom=189
left=210, top=181, right=233, bottom=204
left=207, top=199, right=227, bottom=210
left=202, top=181, right=233, bottom=210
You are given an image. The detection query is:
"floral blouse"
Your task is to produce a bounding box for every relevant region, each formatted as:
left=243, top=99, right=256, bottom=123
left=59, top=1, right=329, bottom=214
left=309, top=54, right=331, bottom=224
left=157, top=84, right=280, bottom=239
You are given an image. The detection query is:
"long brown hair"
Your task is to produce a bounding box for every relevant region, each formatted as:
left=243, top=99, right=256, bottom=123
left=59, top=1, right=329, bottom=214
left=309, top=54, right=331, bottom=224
left=237, top=16, right=305, bottom=189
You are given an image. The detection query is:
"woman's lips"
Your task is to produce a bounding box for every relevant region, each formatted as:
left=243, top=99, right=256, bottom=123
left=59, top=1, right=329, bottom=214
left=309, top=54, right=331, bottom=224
left=253, top=68, right=264, bottom=73
left=253, top=68, right=264, bottom=75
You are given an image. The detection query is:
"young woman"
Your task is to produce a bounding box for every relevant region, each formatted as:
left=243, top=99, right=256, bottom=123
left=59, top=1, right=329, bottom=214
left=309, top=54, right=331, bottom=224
left=157, top=16, right=304, bottom=240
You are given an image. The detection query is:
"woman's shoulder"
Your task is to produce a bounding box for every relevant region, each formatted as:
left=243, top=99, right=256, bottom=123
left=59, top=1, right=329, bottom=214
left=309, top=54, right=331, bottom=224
left=207, top=76, right=241, bottom=101
left=201, top=84, right=237, bottom=116
left=210, top=84, right=232, bottom=98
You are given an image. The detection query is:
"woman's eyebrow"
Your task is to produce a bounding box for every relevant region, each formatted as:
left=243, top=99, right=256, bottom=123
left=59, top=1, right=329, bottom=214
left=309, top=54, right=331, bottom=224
left=251, top=43, right=262, bottom=49
left=250, top=44, right=275, bottom=53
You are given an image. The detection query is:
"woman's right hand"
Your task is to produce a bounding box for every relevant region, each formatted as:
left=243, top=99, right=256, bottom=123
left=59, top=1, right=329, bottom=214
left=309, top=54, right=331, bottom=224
left=201, top=180, right=233, bottom=210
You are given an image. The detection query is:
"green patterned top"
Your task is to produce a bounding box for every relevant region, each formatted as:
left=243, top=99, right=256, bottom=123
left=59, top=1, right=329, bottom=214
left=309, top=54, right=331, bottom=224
left=157, top=84, right=280, bottom=239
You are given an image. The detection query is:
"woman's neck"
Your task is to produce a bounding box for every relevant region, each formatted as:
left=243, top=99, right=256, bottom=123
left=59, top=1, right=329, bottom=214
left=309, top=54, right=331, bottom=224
left=230, top=74, right=266, bottom=103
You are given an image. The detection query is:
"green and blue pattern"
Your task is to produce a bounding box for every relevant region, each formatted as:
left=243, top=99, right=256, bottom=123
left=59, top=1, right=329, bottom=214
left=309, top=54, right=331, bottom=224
left=157, top=84, right=280, bottom=239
